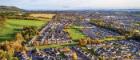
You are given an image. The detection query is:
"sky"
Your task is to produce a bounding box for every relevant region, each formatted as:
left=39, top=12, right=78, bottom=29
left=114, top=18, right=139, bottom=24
left=0, top=0, right=140, bottom=10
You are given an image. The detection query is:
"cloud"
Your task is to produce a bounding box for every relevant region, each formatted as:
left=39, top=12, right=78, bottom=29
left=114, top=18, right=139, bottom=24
left=0, top=0, right=140, bottom=10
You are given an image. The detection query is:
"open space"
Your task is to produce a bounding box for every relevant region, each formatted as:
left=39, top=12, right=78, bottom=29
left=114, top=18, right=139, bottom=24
left=0, top=19, right=47, bottom=41
left=66, top=28, right=86, bottom=41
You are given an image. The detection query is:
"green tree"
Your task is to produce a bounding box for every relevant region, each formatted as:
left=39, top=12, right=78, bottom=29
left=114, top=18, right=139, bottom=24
left=21, top=26, right=38, bottom=40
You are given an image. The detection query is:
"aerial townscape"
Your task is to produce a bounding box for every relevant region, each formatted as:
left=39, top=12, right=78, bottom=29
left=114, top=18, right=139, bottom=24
left=0, top=0, right=140, bottom=60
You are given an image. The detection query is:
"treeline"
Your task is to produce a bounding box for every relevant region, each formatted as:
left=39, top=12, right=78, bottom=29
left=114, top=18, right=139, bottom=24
left=90, top=19, right=140, bottom=40
left=21, top=26, right=39, bottom=41
left=0, top=12, right=39, bottom=20
left=131, top=33, right=140, bottom=41
left=0, top=26, right=39, bottom=60
left=0, top=33, right=28, bottom=60
left=0, top=14, right=6, bottom=27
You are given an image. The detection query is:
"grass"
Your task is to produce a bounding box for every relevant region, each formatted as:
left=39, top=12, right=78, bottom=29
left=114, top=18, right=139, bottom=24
left=66, top=28, right=86, bottom=41
left=0, top=19, right=47, bottom=41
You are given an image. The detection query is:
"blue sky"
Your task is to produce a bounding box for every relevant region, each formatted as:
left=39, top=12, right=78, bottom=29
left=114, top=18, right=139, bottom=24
left=0, top=0, right=140, bottom=10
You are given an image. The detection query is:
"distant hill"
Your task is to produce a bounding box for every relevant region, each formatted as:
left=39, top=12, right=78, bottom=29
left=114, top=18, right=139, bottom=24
left=0, top=6, right=23, bottom=12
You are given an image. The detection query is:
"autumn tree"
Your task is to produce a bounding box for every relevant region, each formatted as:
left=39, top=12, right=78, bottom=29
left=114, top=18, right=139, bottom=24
left=72, top=52, right=78, bottom=60
left=79, top=39, right=87, bottom=46
left=1, top=41, right=10, bottom=51
left=87, top=38, right=92, bottom=44
left=15, top=32, right=24, bottom=41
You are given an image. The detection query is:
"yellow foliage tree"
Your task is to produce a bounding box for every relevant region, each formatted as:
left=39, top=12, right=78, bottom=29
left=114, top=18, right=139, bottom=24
left=72, top=52, right=78, bottom=60
left=79, top=39, right=87, bottom=46
left=15, top=33, right=24, bottom=41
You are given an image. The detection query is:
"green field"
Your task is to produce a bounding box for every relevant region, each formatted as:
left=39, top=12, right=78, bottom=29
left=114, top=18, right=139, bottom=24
left=0, top=19, right=47, bottom=41
left=66, top=28, right=86, bottom=41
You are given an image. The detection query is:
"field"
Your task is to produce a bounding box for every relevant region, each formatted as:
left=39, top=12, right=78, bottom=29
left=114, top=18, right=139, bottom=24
left=66, top=28, right=86, bottom=41
left=30, top=13, right=55, bottom=19
left=0, top=19, right=47, bottom=41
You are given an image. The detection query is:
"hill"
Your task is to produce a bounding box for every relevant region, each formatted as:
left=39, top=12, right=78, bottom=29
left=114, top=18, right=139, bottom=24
left=0, top=6, right=23, bottom=12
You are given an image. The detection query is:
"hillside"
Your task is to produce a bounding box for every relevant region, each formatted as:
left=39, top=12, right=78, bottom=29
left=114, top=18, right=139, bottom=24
left=0, top=6, right=23, bottom=12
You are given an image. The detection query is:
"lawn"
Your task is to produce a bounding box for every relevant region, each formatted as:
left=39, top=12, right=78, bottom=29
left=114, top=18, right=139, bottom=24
left=0, top=19, right=47, bottom=41
left=66, top=28, right=86, bottom=41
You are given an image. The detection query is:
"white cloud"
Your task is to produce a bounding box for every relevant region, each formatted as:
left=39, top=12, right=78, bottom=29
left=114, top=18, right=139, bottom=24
left=0, top=0, right=140, bottom=10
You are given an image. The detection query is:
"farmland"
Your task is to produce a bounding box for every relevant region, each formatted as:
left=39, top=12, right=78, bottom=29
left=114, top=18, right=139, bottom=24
left=29, top=13, right=55, bottom=19
left=0, top=19, right=47, bottom=41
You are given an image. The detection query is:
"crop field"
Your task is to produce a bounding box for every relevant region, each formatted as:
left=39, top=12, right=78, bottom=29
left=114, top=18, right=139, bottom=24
left=30, top=13, right=55, bottom=19
left=0, top=19, right=47, bottom=41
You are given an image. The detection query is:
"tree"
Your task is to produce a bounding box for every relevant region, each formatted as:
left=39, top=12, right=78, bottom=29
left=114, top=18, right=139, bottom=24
left=22, top=13, right=30, bottom=17
left=12, top=57, right=18, bottom=60
left=87, top=38, right=92, bottom=44
left=72, top=52, right=78, bottom=60
left=1, top=41, right=10, bottom=51
left=0, top=15, right=6, bottom=27
left=79, top=39, right=87, bottom=46
left=15, top=33, right=24, bottom=41
left=132, top=32, right=140, bottom=40
left=21, top=26, right=38, bottom=40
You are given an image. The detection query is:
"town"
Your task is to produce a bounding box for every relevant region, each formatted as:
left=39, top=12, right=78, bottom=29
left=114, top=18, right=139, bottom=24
left=10, top=11, right=140, bottom=60
left=0, top=1, right=140, bottom=60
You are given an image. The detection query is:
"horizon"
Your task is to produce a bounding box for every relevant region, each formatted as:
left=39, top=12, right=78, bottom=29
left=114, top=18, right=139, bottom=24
left=0, top=0, right=140, bottom=10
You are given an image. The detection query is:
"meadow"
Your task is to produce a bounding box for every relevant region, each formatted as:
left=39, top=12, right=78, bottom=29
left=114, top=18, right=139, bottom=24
left=0, top=19, right=47, bottom=41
